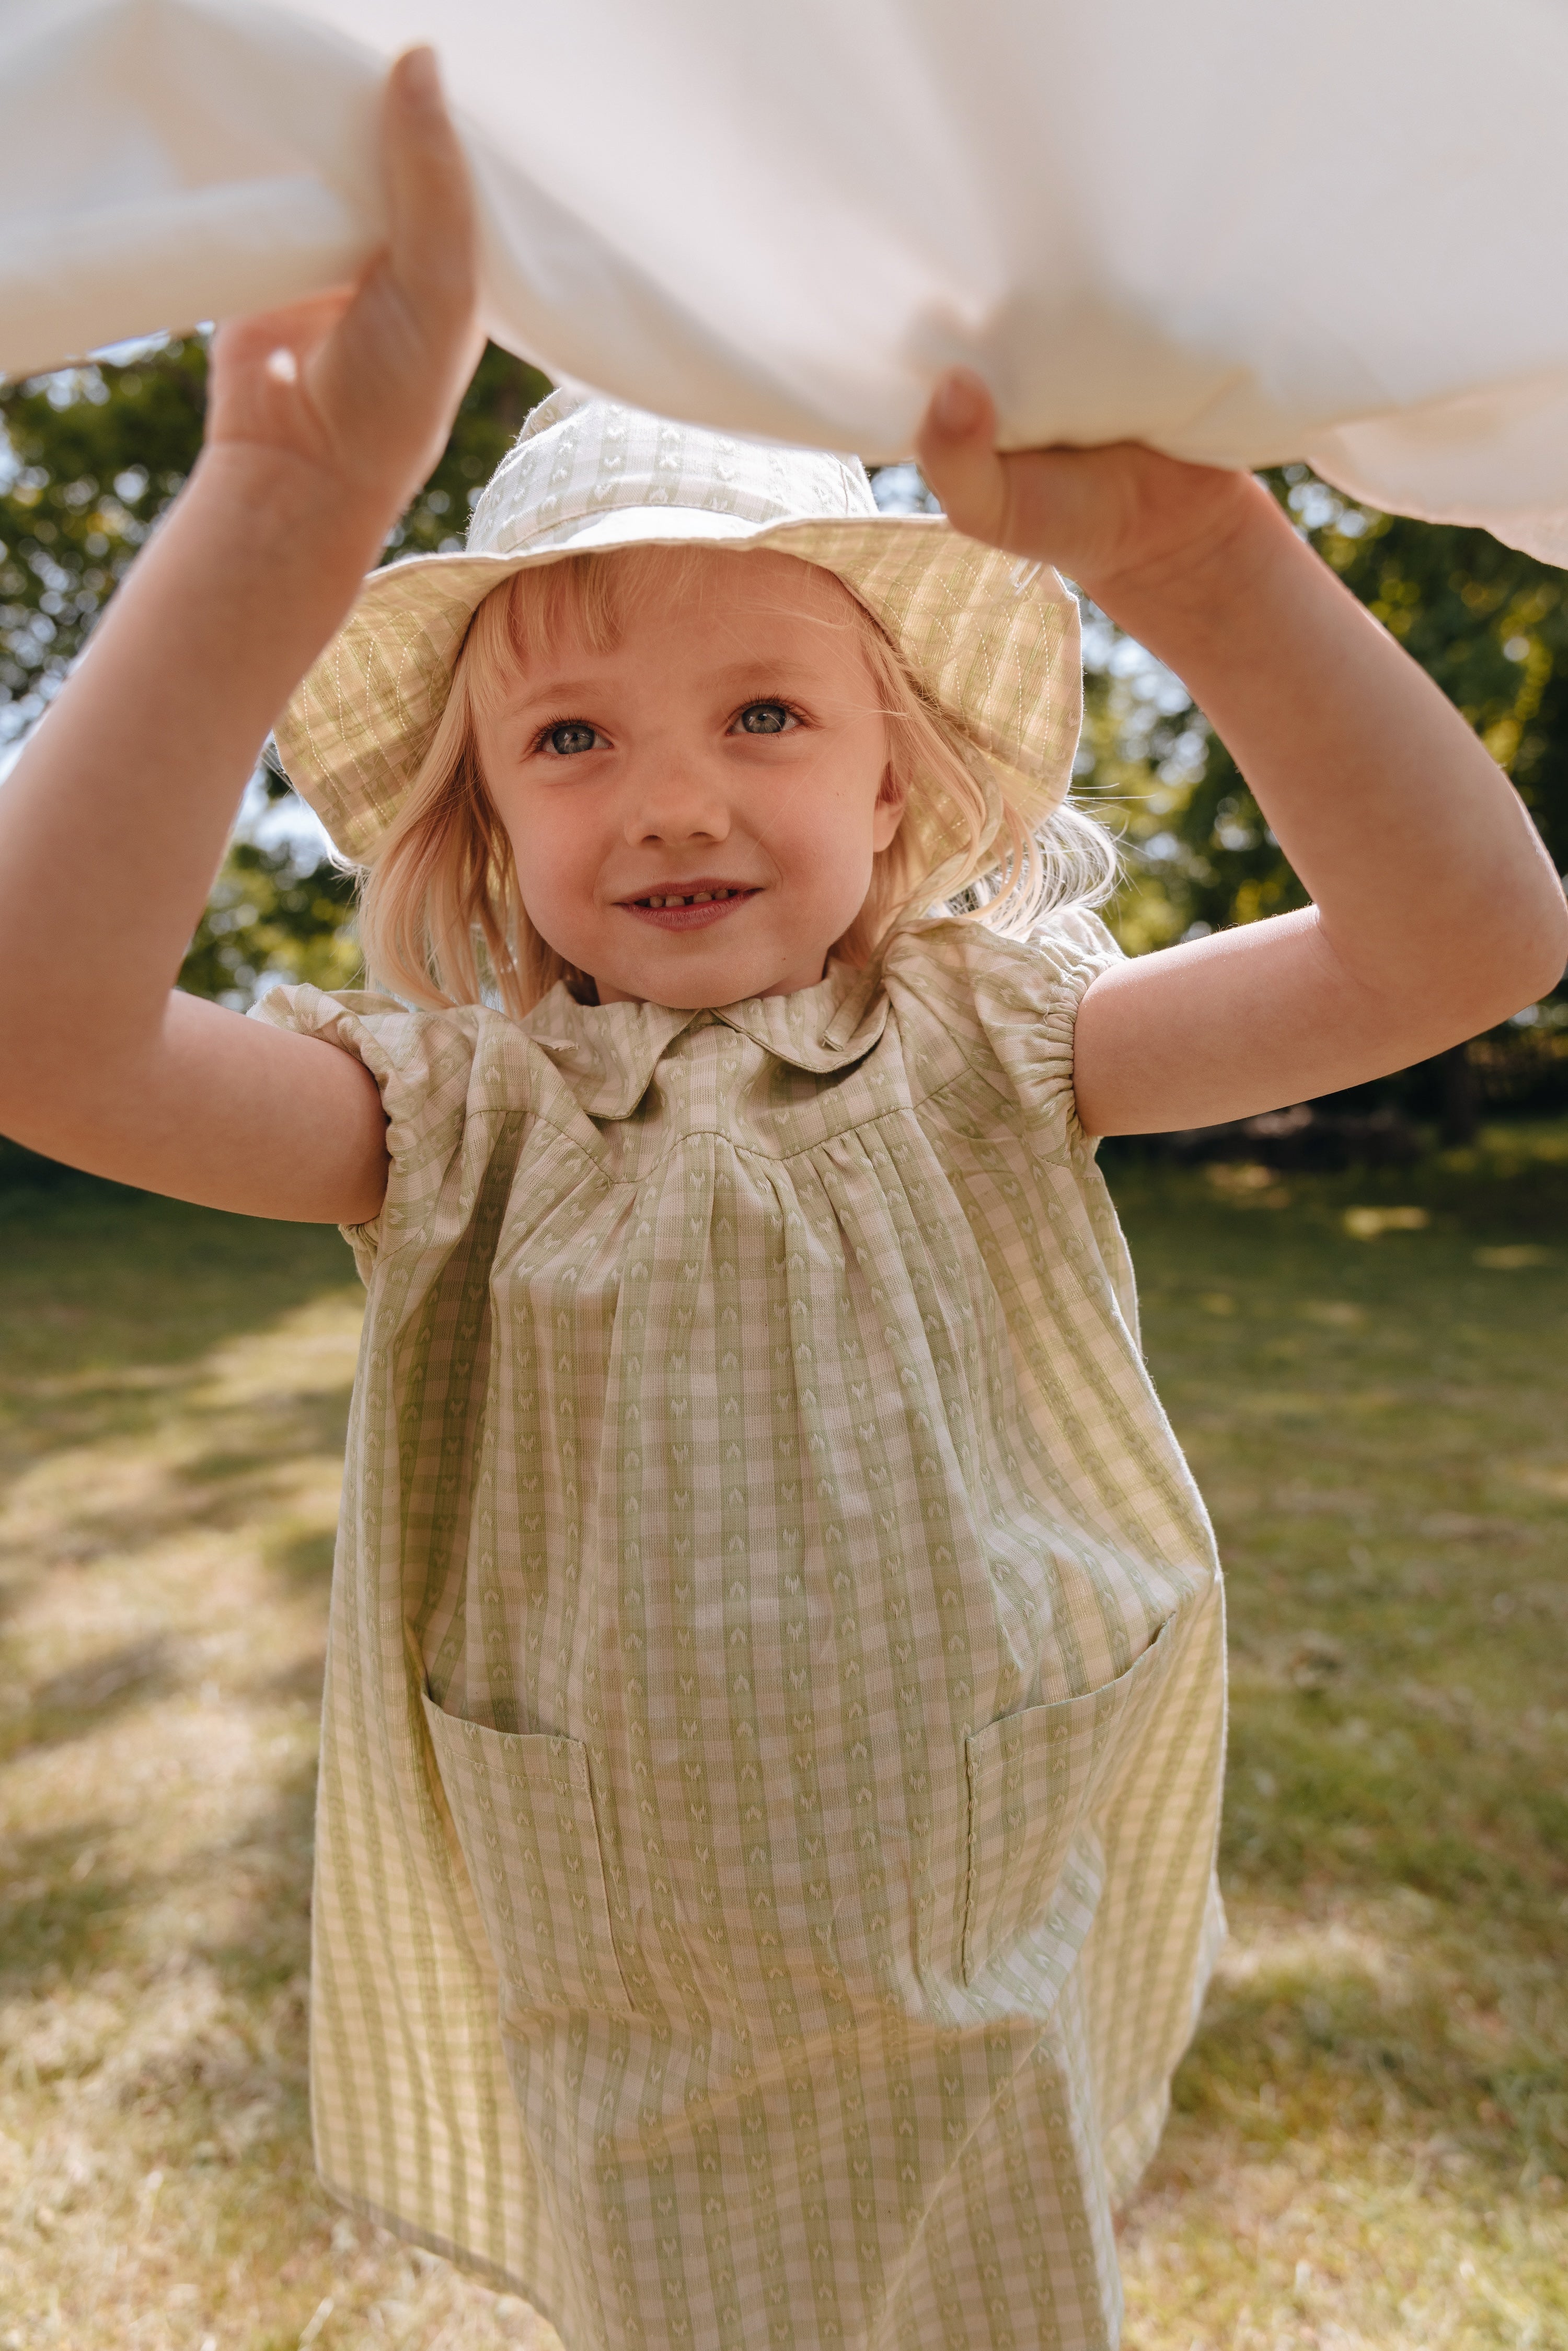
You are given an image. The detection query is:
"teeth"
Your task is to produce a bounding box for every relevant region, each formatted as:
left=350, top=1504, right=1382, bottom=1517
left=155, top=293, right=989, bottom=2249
left=640, top=888, right=739, bottom=907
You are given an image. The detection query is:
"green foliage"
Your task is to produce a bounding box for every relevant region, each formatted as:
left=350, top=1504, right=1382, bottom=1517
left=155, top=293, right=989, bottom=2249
left=176, top=838, right=362, bottom=1007
left=0, top=338, right=208, bottom=737
left=1, top=336, right=550, bottom=1005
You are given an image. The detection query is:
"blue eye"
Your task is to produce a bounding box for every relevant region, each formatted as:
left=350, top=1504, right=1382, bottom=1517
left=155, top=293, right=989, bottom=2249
left=736, top=702, right=794, bottom=735
left=542, top=721, right=601, bottom=756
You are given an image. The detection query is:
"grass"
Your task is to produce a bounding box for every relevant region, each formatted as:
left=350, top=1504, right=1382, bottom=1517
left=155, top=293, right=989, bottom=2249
left=1109, top=1125, right=1568, bottom=2351
left=1, top=1133, right=1565, bottom=2349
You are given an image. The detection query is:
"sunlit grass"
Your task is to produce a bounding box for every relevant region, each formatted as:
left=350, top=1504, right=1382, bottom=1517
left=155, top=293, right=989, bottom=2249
left=1110, top=1126, right=1568, bottom=2350
left=1, top=1132, right=1564, bottom=2348
left=0, top=1187, right=549, bottom=2349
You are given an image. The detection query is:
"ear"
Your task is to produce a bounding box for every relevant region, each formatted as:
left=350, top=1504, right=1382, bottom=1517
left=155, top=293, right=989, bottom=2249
left=871, top=760, right=907, bottom=851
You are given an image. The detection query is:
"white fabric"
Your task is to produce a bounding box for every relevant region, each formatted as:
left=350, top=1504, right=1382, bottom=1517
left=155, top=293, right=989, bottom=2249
left=5, top=0, right=1568, bottom=561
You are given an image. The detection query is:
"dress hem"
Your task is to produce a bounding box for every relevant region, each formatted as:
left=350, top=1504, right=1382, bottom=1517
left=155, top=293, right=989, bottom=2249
left=317, top=2171, right=567, bottom=2341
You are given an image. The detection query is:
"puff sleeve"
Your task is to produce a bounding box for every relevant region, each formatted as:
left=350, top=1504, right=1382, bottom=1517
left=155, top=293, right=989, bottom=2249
left=249, top=985, right=492, bottom=1284
left=884, top=908, right=1124, bottom=1156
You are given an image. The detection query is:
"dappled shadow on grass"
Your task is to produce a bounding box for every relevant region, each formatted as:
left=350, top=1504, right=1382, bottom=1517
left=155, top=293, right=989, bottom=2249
left=1, top=1816, right=142, bottom=1990
left=265, top=1525, right=339, bottom=1587
left=0, top=1728, right=411, bottom=2344
left=1170, top=1927, right=1567, bottom=2187
left=0, top=1353, right=356, bottom=1487
left=7, top=1633, right=177, bottom=1762
left=0, top=1194, right=554, bottom=2346
left=1101, top=1115, right=1568, bottom=1239
left=255, top=1652, right=327, bottom=1710
left=1, top=1192, right=349, bottom=2180
left=199, top=1751, right=319, bottom=2009
left=1, top=1728, right=317, bottom=1974
left=1224, top=1689, right=1568, bottom=1925
left=2, top=1749, right=318, bottom=2120
left=7, top=1379, right=360, bottom=1564
left=0, top=1188, right=360, bottom=1778
left=0, top=1185, right=359, bottom=1396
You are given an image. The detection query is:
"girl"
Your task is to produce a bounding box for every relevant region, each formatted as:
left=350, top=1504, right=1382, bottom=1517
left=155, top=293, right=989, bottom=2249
left=1, top=52, right=1562, bottom=2351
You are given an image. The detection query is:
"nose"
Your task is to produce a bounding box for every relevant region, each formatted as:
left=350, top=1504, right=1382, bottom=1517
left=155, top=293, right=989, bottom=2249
left=621, top=744, right=732, bottom=848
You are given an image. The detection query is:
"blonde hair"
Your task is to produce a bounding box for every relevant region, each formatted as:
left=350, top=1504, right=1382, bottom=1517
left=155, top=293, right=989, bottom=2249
left=358, top=546, right=1115, bottom=1018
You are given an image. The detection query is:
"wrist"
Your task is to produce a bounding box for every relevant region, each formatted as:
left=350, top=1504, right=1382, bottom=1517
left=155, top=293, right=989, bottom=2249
left=183, top=440, right=396, bottom=592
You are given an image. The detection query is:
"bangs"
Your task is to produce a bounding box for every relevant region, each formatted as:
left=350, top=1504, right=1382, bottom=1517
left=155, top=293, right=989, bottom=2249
left=462, top=545, right=776, bottom=728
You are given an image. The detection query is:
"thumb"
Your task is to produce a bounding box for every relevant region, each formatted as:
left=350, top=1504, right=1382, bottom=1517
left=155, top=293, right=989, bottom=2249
left=381, top=45, right=478, bottom=329
left=915, top=370, right=1012, bottom=548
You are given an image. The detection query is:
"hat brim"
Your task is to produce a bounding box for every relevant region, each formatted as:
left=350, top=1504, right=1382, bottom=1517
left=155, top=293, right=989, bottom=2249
left=273, top=511, right=1081, bottom=868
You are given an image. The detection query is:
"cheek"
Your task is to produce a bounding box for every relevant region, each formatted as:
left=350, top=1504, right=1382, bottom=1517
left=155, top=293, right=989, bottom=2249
left=785, top=789, right=885, bottom=926
left=501, top=791, right=577, bottom=878
left=499, top=798, right=598, bottom=940
left=789, top=730, right=888, bottom=840
left=773, top=786, right=874, bottom=872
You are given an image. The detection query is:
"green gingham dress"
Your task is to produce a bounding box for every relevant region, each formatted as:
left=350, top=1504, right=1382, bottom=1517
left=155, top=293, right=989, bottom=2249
left=257, top=910, right=1226, bottom=2351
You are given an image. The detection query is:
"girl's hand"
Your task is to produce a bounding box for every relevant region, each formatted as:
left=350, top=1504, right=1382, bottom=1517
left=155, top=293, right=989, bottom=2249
left=916, top=368, right=1256, bottom=602
left=204, top=45, right=484, bottom=535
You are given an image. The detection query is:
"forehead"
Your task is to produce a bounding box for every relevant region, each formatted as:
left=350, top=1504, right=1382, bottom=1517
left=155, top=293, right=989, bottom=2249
left=629, top=545, right=861, bottom=623
left=513, top=546, right=871, bottom=670
left=465, top=546, right=886, bottom=731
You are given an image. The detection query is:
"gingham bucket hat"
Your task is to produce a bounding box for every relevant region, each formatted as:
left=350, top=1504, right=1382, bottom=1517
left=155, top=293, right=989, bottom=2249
left=274, top=388, right=1082, bottom=890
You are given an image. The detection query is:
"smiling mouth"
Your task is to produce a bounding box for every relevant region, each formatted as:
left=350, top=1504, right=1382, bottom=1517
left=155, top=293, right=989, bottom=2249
left=619, top=886, right=759, bottom=932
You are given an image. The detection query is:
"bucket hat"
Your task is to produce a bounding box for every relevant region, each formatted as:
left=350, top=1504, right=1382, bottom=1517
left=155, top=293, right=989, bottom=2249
left=274, top=388, right=1082, bottom=888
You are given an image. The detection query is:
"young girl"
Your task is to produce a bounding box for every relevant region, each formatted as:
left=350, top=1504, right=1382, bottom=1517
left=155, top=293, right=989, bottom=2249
left=2, top=53, right=1562, bottom=2351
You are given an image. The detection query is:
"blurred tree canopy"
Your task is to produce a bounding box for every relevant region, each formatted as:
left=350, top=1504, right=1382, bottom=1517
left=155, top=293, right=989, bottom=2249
left=3, top=349, right=1564, bottom=1071
left=0, top=336, right=548, bottom=1005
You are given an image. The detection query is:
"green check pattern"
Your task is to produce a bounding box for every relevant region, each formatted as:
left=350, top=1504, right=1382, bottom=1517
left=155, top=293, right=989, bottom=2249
left=257, top=913, right=1226, bottom=2350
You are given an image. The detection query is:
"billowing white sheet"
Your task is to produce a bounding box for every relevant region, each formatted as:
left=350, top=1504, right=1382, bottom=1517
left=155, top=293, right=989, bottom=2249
left=4, top=0, right=1567, bottom=560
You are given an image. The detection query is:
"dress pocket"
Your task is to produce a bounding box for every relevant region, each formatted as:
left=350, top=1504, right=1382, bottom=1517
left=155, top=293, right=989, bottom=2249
left=422, top=1696, right=634, bottom=2018
left=961, top=1603, right=1190, bottom=1989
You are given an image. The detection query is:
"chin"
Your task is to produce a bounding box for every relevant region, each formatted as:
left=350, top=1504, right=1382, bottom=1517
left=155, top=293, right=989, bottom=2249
left=578, top=923, right=832, bottom=1009
left=638, top=969, right=760, bottom=1010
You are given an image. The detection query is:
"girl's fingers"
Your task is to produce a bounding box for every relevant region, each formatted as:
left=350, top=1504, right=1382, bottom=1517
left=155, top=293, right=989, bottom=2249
left=998, top=445, right=1133, bottom=573
left=918, top=368, right=1119, bottom=567
left=918, top=373, right=1192, bottom=582
left=381, top=46, right=479, bottom=332
left=915, top=371, right=1013, bottom=548
left=205, top=50, right=483, bottom=517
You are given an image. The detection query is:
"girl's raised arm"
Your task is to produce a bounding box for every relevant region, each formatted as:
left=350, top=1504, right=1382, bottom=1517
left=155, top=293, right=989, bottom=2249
left=918, top=377, right=1568, bottom=1138
left=0, top=50, right=482, bottom=1221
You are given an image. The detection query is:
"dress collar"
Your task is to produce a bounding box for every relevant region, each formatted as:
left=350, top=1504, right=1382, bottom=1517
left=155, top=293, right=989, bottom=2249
left=520, top=958, right=890, bottom=1120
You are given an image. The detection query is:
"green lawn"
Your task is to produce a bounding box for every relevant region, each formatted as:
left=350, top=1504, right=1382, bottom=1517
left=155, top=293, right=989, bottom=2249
left=1110, top=1130, right=1568, bottom=2350
left=1, top=1134, right=1564, bottom=2349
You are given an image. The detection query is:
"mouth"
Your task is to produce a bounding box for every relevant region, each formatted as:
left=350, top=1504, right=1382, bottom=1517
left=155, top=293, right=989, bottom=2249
left=616, top=884, right=760, bottom=933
